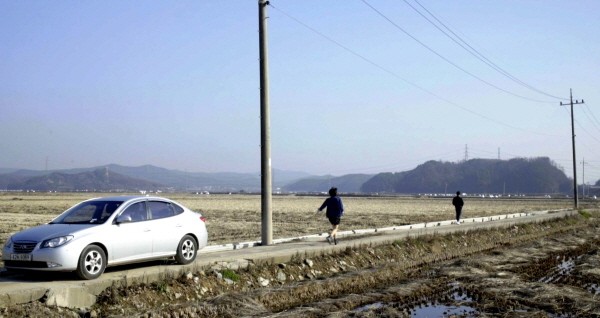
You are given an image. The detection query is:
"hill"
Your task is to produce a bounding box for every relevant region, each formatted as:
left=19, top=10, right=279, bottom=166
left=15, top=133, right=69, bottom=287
left=5, top=168, right=162, bottom=192
left=0, top=158, right=583, bottom=194
left=361, top=157, right=572, bottom=195
left=282, top=174, right=374, bottom=193
left=0, top=165, right=313, bottom=192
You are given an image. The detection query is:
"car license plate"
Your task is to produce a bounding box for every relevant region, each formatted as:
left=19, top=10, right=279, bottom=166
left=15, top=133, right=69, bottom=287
left=10, top=253, right=32, bottom=261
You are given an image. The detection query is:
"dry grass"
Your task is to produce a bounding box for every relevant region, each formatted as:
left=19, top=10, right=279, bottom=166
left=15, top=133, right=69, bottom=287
left=0, top=192, right=576, bottom=248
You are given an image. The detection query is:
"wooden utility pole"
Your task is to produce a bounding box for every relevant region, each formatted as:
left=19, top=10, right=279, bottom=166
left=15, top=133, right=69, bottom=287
left=560, top=89, right=584, bottom=209
left=258, top=0, right=272, bottom=245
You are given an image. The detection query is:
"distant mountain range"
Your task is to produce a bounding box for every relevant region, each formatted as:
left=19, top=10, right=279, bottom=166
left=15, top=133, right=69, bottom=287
left=1, top=157, right=597, bottom=195
left=0, top=164, right=312, bottom=192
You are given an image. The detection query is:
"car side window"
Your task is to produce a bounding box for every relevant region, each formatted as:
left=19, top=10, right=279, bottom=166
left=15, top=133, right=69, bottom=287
left=172, top=203, right=184, bottom=215
left=119, top=202, right=147, bottom=223
left=148, top=201, right=175, bottom=220
left=98, top=202, right=121, bottom=223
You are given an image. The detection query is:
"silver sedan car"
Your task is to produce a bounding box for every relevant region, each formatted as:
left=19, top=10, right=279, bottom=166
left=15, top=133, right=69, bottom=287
left=2, top=196, right=208, bottom=280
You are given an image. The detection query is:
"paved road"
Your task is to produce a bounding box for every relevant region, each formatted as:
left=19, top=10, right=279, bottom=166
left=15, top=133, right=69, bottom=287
left=0, top=209, right=576, bottom=308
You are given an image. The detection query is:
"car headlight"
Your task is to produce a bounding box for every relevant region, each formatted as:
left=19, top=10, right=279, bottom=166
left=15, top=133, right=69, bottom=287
left=41, top=235, right=74, bottom=248
left=3, top=237, right=12, bottom=249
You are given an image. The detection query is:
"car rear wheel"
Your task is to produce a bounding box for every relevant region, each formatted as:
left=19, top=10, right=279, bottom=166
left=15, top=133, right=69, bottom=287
left=175, top=235, right=197, bottom=265
left=76, top=245, right=106, bottom=280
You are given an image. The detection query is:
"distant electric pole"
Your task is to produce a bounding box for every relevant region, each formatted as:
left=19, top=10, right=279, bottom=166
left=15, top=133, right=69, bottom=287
left=581, top=158, right=586, bottom=198
left=560, top=88, right=584, bottom=209
left=464, top=144, right=468, bottom=162
left=258, top=0, right=273, bottom=246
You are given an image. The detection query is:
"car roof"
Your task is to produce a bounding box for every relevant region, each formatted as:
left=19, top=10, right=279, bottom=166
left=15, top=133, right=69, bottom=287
left=87, top=195, right=170, bottom=203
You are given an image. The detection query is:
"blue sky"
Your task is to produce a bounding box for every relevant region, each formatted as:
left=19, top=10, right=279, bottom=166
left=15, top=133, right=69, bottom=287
left=2, top=1, right=600, bottom=184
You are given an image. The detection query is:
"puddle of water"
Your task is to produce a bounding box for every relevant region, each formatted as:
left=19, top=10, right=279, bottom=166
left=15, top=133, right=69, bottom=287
left=354, top=300, right=478, bottom=317
left=586, top=283, right=599, bottom=294
left=538, top=256, right=577, bottom=284
left=409, top=302, right=477, bottom=317
left=353, top=302, right=384, bottom=312
left=353, top=282, right=480, bottom=316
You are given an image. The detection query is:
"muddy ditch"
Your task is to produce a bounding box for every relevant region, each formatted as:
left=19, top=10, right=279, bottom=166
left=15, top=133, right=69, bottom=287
left=1, top=211, right=599, bottom=318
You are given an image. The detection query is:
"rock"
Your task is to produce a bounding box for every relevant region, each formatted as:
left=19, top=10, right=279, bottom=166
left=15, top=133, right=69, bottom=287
left=78, top=308, right=88, bottom=317
left=185, top=272, right=194, bottom=280
left=258, top=277, right=270, bottom=287
left=278, top=263, right=287, bottom=269
left=175, top=293, right=182, bottom=299
left=224, top=278, right=234, bottom=285
left=276, top=271, right=286, bottom=282
left=304, top=259, right=314, bottom=268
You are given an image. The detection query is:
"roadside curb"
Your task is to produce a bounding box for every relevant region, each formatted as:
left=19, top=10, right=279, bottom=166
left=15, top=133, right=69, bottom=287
left=199, top=209, right=567, bottom=253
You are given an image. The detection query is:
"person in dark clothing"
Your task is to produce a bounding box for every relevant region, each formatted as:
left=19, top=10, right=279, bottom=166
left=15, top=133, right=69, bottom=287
left=318, top=187, right=344, bottom=245
left=452, top=191, right=464, bottom=224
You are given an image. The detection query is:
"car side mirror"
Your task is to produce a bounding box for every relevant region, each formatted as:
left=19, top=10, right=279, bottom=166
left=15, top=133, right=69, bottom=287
left=116, top=214, right=132, bottom=224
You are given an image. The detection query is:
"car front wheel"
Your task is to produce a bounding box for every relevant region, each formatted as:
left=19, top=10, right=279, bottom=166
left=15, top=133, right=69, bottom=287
left=175, top=235, right=197, bottom=265
left=76, top=245, right=106, bottom=280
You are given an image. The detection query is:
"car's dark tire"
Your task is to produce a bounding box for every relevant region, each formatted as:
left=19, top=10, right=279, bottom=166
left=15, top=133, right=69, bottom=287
left=76, top=245, right=106, bottom=280
left=175, top=235, right=197, bottom=265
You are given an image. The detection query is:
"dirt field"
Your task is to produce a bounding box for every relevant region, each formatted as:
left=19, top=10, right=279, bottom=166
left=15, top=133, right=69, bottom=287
left=1, top=193, right=599, bottom=317
left=0, top=192, right=577, bottom=248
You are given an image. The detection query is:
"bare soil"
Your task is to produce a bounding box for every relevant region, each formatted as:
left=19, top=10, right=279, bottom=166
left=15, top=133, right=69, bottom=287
left=2, top=207, right=599, bottom=317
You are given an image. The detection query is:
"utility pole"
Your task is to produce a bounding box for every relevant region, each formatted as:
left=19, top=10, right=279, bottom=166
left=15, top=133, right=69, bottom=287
left=581, top=158, right=586, bottom=198
left=258, top=0, right=272, bottom=246
left=464, top=144, right=468, bottom=162
left=560, top=89, right=584, bottom=209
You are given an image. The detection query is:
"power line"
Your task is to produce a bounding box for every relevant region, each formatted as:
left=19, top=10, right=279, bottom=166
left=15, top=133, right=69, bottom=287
left=583, top=103, right=600, bottom=127
left=561, top=106, right=600, bottom=144
left=268, top=3, right=561, bottom=138
left=360, top=0, right=554, bottom=104
left=580, top=103, right=600, bottom=133
left=406, top=0, right=568, bottom=101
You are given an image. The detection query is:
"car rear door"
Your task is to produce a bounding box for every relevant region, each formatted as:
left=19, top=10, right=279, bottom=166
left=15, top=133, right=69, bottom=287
left=147, top=200, right=182, bottom=257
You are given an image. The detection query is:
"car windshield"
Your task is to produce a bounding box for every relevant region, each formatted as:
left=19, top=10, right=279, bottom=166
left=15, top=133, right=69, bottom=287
left=51, top=200, right=123, bottom=224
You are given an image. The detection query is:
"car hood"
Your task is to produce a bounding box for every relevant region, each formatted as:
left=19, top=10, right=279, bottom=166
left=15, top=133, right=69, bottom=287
left=10, top=223, right=98, bottom=242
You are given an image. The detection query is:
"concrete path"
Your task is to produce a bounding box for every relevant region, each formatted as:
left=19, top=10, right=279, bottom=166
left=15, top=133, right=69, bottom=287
left=0, top=209, right=576, bottom=308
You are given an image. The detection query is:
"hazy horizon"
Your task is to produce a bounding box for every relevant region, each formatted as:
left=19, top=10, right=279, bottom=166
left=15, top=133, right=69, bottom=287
left=2, top=1, right=599, bottom=182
